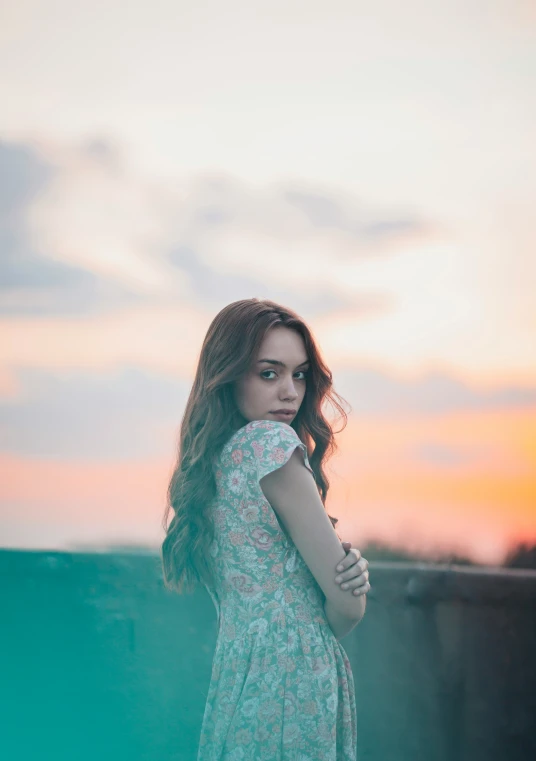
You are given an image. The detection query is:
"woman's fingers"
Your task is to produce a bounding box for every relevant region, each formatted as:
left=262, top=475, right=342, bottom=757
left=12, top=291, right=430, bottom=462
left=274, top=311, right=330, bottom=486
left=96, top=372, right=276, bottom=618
left=336, top=547, right=361, bottom=572
left=335, top=552, right=370, bottom=594
left=335, top=554, right=368, bottom=580
left=333, top=548, right=371, bottom=594
left=342, top=576, right=371, bottom=595
left=339, top=569, right=370, bottom=590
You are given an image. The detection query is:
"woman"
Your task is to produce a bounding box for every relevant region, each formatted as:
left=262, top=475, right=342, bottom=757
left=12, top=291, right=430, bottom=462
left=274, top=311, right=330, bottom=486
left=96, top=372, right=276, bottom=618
left=162, top=298, right=370, bottom=760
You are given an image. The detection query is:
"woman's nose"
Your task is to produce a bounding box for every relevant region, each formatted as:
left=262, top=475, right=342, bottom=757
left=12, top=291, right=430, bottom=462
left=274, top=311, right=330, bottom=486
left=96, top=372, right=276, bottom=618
left=281, top=379, right=298, bottom=400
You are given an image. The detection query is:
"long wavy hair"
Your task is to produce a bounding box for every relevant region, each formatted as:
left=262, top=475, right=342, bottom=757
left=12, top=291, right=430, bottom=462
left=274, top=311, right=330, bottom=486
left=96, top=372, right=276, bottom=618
left=161, top=298, right=351, bottom=594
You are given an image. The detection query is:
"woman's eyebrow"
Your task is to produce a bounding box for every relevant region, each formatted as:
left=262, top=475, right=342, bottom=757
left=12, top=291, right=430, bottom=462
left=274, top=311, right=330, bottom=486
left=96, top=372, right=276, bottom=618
left=257, top=359, right=310, bottom=368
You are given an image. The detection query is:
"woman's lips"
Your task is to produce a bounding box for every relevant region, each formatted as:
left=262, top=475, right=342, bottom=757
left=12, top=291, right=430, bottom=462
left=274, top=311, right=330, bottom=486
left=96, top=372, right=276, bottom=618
left=271, top=411, right=296, bottom=419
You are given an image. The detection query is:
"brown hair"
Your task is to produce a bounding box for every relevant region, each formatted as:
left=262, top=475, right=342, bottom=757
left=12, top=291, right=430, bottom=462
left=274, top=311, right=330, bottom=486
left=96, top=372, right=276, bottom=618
left=161, top=298, right=351, bottom=594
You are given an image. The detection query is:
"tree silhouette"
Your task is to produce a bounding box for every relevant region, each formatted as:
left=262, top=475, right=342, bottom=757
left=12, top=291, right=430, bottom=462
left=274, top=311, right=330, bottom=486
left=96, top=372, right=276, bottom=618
left=358, top=538, right=474, bottom=565
left=503, top=541, right=536, bottom=569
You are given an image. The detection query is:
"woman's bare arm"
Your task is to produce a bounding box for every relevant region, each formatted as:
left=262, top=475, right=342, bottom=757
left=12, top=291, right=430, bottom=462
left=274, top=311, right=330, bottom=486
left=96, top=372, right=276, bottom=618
left=260, top=447, right=365, bottom=621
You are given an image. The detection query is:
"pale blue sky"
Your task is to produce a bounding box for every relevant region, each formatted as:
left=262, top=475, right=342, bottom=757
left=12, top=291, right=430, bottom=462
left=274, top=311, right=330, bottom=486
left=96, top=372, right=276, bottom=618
left=1, top=0, right=535, bottom=560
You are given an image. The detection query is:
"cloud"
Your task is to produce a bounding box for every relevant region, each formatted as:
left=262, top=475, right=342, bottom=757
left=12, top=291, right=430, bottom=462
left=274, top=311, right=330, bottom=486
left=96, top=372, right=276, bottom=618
left=168, top=244, right=369, bottom=318
left=0, top=365, right=191, bottom=460
left=1, top=137, right=434, bottom=324
left=0, top=302, right=213, bottom=385
left=17, top=137, right=187, bottom=299
left=0, top=140, right=53, bottom=218
left=11, top=135, right=524, bottom=391
left=334, top=365, right=536, bottom=417
left=0, top=141, right=63, bottom=298
left=2, top=361, right=536, bottom=462
left=0, top=139, right=151, bottom=317
left=284, top=187, right=427, bottom=247
left=411, top=442, right=487, bottom=468
left=172, top=174, right=436, bottom=304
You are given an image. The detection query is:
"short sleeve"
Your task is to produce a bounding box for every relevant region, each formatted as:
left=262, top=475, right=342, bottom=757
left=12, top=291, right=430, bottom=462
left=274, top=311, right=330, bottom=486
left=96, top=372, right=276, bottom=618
left=238, top=419, right=315, bottom=483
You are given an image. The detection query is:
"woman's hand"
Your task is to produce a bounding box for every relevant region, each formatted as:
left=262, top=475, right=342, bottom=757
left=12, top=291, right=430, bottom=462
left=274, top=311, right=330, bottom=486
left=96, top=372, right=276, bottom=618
left=337, top=540, right=370, bottom=596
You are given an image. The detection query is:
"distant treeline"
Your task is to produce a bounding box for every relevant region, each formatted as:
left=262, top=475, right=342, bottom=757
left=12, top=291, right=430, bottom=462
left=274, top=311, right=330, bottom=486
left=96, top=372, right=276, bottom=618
left=90, top=538, right=536, bottom=570
left=502, top=541, right=536, bottom=569
left=358, top=538, right=536, bottom=569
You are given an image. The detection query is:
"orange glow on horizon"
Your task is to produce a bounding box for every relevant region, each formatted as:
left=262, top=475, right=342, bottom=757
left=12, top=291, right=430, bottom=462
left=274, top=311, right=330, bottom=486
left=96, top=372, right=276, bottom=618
left=1, top=406, right=534, bottom=565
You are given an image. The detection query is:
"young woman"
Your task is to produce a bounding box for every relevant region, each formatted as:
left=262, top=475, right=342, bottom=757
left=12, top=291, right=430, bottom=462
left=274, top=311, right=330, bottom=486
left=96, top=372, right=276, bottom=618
left=162, top=298, right=370, bottom=760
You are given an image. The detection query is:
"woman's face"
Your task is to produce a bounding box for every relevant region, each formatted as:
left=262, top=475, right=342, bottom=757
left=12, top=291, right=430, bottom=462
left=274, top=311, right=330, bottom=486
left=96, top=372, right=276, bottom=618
left=234, top=326, right=309, bottom=424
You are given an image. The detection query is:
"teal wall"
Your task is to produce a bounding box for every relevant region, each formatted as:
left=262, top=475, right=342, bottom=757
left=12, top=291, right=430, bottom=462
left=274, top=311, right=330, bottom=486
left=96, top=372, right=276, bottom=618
left=1, top=550, right=535, bottom=761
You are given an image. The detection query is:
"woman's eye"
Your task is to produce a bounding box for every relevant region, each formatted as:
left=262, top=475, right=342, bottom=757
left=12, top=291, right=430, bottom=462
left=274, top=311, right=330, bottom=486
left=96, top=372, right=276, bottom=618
left=260, top=370, right=308, bottom=380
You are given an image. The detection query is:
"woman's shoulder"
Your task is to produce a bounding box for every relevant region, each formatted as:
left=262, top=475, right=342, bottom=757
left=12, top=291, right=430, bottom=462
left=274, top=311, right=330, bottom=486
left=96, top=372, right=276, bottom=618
left=222, top=419, right=314, bottom=483
left=219, top=419, right=301, bottom=467
left=229, top=419, right=300, bottom=447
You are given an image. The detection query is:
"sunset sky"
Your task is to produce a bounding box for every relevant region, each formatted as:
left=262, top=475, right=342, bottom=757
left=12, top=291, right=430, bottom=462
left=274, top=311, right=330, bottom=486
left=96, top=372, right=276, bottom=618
left=1, top=0, right=535, bottom=565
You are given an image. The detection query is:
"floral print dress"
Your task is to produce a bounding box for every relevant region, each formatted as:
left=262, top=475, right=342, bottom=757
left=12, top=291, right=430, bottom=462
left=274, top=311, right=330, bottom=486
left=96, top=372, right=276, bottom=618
left=197, top=419, right=357, bottom=761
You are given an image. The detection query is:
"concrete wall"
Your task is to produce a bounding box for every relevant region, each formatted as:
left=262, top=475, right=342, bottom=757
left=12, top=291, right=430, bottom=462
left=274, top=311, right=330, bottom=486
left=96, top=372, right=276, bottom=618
left=1, top=549, right=535, bottom=761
